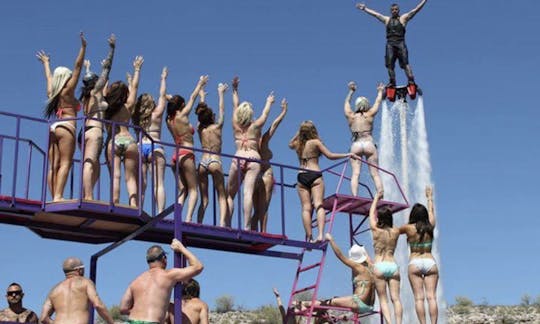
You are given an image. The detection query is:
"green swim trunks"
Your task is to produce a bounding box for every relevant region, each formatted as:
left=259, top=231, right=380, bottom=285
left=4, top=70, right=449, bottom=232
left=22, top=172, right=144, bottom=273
left=128, top=320, right=159, bottom=324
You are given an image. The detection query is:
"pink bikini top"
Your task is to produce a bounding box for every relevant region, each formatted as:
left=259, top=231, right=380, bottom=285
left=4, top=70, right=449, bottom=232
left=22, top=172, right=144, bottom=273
left=56, top=102, right=81, bottom=119
left=174, top=125, right=195, bottom=145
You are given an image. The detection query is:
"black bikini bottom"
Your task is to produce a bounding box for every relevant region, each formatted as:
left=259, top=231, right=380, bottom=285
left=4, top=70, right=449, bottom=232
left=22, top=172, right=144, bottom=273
left=297, top=171, right=322, bottom=188
left=77, top=126, right=101, bottom=146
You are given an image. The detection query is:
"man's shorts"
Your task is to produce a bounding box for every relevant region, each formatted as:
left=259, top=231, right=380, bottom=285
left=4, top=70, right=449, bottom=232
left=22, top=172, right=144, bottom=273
left=385, top=41, right=409, bottom=69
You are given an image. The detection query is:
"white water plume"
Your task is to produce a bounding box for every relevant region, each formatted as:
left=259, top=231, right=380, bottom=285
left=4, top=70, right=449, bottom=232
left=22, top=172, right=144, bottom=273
left=378, top=96, right=446, bottom=324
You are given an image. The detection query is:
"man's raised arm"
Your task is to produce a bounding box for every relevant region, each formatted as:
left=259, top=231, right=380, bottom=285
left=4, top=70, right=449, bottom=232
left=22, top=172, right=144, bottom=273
left=168, top=239, right=204, bottom=282
left=402, top=0, right=427, bottom=23
left=356, top=3, right=388, bottom=24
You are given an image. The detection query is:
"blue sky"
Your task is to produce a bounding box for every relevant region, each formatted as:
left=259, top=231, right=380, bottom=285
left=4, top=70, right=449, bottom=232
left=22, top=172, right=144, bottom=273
left=1, top=0, right=540, bottom=317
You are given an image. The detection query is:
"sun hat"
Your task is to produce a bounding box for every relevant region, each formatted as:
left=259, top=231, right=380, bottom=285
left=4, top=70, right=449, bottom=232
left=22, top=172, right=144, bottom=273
left=348, top=244, right=368, bottom=263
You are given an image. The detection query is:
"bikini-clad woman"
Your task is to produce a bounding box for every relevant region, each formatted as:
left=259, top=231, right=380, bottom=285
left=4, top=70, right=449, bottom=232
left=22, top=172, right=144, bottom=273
left=299, top=233, right=375, bottom=315
left=252, top=98, right=287, bottom=232
left=288, top=121, right=358, bottom=242
left=369, top=191, right=402, bottom=324
left=344, top=81, right=384, bottom=196
left=195, top=83, right=228, bottom=226
left=78, top=35, right=115, bottom=200
left=37, top=32, right=86, bottom=201
left=133, top=67, right=168, bottom=213
left=166, top=75, right=208, bottom=222
left=226, top=77, right=275, bottom=230
left=104, top=56, right=143, bottom=207
left=400, top=186, right=438, bottom=324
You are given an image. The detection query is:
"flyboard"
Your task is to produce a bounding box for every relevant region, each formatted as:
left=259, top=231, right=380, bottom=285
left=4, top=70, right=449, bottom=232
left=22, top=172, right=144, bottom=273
left=384, top=82, right=423, bottom=102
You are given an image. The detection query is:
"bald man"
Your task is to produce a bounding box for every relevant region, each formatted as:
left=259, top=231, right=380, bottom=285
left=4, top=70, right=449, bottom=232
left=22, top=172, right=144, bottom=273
left=40, top=257, right=114, bottom=324
left=120, top=239, right=204, bottom=324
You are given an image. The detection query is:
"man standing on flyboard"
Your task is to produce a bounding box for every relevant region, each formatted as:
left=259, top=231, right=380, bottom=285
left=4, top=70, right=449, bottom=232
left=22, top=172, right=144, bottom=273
left=356, top=1, right=427, bottom=98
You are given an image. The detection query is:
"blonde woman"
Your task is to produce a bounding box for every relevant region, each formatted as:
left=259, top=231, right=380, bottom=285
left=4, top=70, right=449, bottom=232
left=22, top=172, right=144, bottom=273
left=37, top=32, right=86, bottom=201
left=195, top=83, right=228, bottom=226
left=78, top=35, right=115, bottom=201
left=344, top=81, right=384, bottom=197
left=288, top=121, right=357, bottom=242
left=104, top=56, right=143, bottom=207
left=227, top=77, right=275, bottom=230
left=132, top=67, right=168, bottom=213
left=166, top=75, right=208, bottom=222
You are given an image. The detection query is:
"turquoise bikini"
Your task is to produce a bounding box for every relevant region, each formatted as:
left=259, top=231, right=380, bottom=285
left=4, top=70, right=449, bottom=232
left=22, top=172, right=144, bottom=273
left=352, top=278, right=374, bottom=313
left=374, top=261, right=399, bottom=279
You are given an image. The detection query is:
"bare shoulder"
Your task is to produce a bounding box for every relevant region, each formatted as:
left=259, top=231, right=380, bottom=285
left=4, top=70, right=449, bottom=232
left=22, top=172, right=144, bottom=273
left=400, top=223, right=415, bottom=235
left=308, top=138, right=322, bottom=147
left=193, top=298, right=209, bottom=311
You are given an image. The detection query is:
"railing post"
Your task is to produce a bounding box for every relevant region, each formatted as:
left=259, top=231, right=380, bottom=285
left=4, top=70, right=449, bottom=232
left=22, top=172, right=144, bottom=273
left=109, top=122, right=116, bottom=211
left=174, top=203, right=184, bottom=324
left=78, top=116, right=86, bottom=205
left=236, top=157, right=242, bottom=230
left=0, top=137, right=4, bottom=194
left=137, top=130, right=142, bottom=215
left=280, top=166, right=286, bottom=237
left=151, top=139, right=156, bottom=217
left=88, top=255, right=98, bottom=324
left=25, top=142, right=33, bottom=199
left=11, top=117, right=21, bottom=205
left=41, top=122, right=49, bottom=207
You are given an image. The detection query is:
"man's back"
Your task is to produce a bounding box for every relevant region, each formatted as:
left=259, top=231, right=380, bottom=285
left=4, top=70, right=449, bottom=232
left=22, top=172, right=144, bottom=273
left=48, top=277, right=91, bottom=324
left=127, top=268, right=174, bottom=323
left=181, top=298, right=208, bottom=324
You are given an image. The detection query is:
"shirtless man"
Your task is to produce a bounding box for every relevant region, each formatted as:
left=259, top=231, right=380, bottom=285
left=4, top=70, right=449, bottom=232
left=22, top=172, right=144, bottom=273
left=356, top=0, right=428, bottom=86
left=120, top=239, right=204, bottom=324
left=344, top=81, right=384, bottom=197
left=166, top=279, right=209, bottom=324
left=0, top=283, right=38, bottom=323
left=39, top=258, right=114, bottom=324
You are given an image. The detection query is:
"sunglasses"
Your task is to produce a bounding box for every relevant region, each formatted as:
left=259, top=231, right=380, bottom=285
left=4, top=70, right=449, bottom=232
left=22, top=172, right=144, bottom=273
left=146, top=252, right=167, bottom=263
left=7, top=290, right=22, bottom=297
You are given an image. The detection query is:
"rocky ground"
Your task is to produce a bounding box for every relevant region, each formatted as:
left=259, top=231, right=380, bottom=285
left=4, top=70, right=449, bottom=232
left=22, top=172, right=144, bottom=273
left=209, top=305, right=540, bottom=323
left=447, top=305, right=540, bottom=324
left=109, top=305, right=540, bottom=323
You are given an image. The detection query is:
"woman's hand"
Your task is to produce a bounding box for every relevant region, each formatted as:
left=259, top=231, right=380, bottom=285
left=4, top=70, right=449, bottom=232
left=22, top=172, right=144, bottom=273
left=133, top=56, right=144, bottom=71
left=108, top=34, right=116, bottom=48
left=80, top=32, right=87, bottom=47
left=266, top=91, right=275, bottom=104
left=218, top=82, right=229, bottom=94
left=348, top=81, right=357, bottom=92
left=199, top=75, right=209, bottom=87
left=161, top=66, right=168, bottom=79
left=232, top=76, right=239, bottom=91
left=36, top=50, right=50, bottom=64
left=280, top=98, right=288, bottom=112
left=425, top=186, right=433, bottom=199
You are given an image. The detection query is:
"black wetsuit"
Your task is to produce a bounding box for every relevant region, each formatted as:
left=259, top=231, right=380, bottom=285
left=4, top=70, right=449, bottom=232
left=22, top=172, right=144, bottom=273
left=385, top=17, right=412, bottom=83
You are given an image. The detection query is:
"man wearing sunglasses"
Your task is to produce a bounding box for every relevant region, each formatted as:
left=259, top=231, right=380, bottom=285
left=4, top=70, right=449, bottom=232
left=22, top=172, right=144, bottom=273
left=0, top=283, right=38, bottom=323
left=39, top=258, right=115, bottom=324
left=120, top=238, right=203, bottom=324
